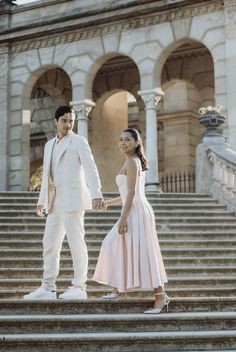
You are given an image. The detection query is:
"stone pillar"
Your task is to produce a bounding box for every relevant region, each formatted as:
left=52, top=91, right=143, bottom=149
left=70, top=99, right=95, bottom=139
left=224, top=0, right=236, bottom=150
left=9, top=110, right=31, bottom=191
left=196, top=109, right=226, bottom=193
left=21, top=110, right=31, bottom=190
left=0, top=45, right=9, bottom=191
left=138, top=88, right=164, bottom=191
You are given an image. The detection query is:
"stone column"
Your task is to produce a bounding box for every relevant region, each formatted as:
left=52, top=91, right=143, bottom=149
left=138, top=88, right=164, bottom=191
left=196, top=109, right=227, bottom=193
left=0, top=45, right=9, bottom=191
left=70, top=99, right=95, bottom=139
left=21, top=110, right=31, bottom=190
left=9, top=110, right=31, bottom=191
left=224, top=0, right=236, bottom=150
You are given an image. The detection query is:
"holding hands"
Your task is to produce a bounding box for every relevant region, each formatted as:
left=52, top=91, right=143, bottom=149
left=36, top=205, right=46, bottom=217
left=92, top=196, right=127, bottom=235
left=92, top=198, right=107, bottom=211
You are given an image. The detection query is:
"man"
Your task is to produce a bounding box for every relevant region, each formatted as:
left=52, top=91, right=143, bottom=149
left=24, top=105, right=103, bottom=300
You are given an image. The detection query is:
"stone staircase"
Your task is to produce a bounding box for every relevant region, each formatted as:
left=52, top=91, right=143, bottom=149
left=0, top=191, right=236, bottom=351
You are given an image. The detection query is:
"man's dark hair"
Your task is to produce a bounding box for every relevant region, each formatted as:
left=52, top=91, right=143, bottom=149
left=54, top=105, right=76, bottom=121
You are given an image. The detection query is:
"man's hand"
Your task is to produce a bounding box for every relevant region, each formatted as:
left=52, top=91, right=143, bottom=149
left=92, top=198, right=104, bottom=210
left=36, top=205, right=46, bottom=217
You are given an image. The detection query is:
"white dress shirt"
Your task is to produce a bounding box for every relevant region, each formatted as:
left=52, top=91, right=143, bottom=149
left=50, top=133, right=70, bottom=187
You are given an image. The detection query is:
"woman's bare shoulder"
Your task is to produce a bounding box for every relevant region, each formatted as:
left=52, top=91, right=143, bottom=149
left=126, top=157, right=139, bottom=172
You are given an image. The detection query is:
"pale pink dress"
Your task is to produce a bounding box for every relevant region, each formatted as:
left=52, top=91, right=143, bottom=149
left=93, top=169, right=168, bottom=293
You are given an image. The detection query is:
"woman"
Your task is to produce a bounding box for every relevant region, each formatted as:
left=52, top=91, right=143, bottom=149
left=93, top=128, right=169, bottom=314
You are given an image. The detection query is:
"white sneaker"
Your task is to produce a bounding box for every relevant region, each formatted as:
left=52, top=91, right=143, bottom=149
left=23, top=286, right=56, bottom=300
left=58, top=286, right=87, bottom=300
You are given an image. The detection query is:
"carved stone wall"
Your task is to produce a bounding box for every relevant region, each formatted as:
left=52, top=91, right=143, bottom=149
left=0, top=0, right=234, bottom=191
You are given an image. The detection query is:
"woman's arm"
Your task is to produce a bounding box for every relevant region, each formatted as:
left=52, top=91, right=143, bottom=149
left=105, top=196, right=122, bottom=207
left=118, top=158, right=138, bottom=234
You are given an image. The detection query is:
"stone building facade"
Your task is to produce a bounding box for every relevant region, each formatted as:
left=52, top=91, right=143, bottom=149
left=0, top=0, right=236, bottom=191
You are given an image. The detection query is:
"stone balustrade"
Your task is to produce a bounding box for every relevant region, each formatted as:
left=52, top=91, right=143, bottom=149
left=196, top=107, right=236, bottom=213
left=196, top=143, right=236, bottom=213
left=207, top=145, right=236, bottom=210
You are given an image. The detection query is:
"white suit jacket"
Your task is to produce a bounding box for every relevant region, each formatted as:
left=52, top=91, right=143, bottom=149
left=38, top=131, right=102, bottom=213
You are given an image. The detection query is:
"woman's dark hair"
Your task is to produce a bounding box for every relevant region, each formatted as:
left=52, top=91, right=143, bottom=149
left=54, top=105, right=76, bottom=121
left=123, top=128, right=149, bottom=171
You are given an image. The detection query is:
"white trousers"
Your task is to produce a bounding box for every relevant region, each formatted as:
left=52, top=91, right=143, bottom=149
left=41, top=192, right=88, bottom=291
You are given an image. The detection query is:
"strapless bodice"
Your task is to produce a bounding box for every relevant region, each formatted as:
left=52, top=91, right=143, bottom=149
left=116, top=173, right=146, bottom=203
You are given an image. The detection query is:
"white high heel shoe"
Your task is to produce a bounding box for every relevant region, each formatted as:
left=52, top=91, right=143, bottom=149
left=144, top=292, right=170, bottom=314
left=102, top=292, right=120, bottom=299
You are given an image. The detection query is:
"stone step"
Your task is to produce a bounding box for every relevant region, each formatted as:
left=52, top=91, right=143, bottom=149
left=1, top=330, right=236, bottom=352
left=0, top=311, right=236, bottom=334
left=0, top=195, right=216, bottom=204
left=0, top=192, right=212, bottom=198
left=0, top=195, right=218, bottom=204
left=0, top=239, right=102, bottom=248
left=158, top=223, right=236, bottom=230
left=0, top=191, right=235, bottom=352
left=0, top=192, right=117, bottom=198
left=0, top=203, right=228, bottom=211
left=1, top=286, right=235, bottom=299
left=1, top=230, right=236, bottom=241
left=158, top=230, right=236, bottom=239
left=1, top=297, right=236, bottom=314
left=1, top=255, right=236, bottom=268
left=1, top=222, right=236, bottom=231
left=1, top=247, right=236, bottom=258
left=0, top=266, right=235, bottom=279
left=0, top=209, right=233, bottom=218
left=1, top=238, right=236, bottom=250
left=1, top=216, right=236, bottom=224
left=0, top=202, right=221, bottom=212
left=0, top=277, right=235, bottom=290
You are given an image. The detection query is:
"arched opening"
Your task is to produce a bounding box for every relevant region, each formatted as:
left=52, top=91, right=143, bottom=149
left=90, top=55, right=142, bottom=191
left=158, top=40, right=214, bottom=190
left=29, top=67, right=72, bottom=190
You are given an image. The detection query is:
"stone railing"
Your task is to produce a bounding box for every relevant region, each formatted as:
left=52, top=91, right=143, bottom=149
left=206, top=145, right=236, bottom=212
left=196, top=107, right=236, bottom=213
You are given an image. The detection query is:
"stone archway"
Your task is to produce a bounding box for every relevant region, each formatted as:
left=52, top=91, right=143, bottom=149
left=30, top=67, right=72, bottom=140
left=161, top=40, right=214, bottom=104
left=158, top=40, right=214, bottom=175
left=89, top=55, right=142, bottom=191
left=89, top=90, right=128, bottom=192
left=29, top=67, right=72, bottom=190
